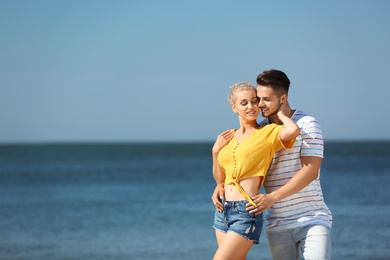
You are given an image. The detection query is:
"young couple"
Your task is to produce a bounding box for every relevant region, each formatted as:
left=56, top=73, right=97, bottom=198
left=211, top=69, right=332, bottom=260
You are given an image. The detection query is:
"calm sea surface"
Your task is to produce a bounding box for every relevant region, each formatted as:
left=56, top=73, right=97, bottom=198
left=0, top=141, right=389, bottom=260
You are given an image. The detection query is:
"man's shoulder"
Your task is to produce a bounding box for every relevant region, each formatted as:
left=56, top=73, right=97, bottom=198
left=293, top=110, right=320, bottom=126
left=293, top=110, right=312, bottom=120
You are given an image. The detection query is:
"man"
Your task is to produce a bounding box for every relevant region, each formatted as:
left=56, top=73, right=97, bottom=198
left=212, top=69, right=332, bottom=259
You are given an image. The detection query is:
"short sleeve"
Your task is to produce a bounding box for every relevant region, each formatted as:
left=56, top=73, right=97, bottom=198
left=300, top=117, right=324, bottom=158
left=265, top=124, right=295, bottom=151
left=282, top=138, right=295, bottom=150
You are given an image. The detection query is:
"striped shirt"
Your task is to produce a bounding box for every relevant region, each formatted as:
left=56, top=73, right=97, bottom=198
left=259, top=110, right=332, bottom=233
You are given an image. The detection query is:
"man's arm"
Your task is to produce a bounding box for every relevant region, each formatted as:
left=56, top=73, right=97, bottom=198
left=246, top=156, right=321, bottom=214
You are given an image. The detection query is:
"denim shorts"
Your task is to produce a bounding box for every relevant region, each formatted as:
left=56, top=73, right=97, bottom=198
left=213, top=200, right=263, bottom=244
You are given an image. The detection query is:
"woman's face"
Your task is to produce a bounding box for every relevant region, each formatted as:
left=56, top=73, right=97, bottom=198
left=231, top=89, right=260, bottom=121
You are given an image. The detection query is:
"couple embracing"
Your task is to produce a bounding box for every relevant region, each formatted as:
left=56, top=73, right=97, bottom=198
left=211, top=69, right=332, bottom=260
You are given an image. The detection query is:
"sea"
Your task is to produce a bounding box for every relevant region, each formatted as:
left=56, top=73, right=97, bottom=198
left=0, top=141, right=389, bottom=260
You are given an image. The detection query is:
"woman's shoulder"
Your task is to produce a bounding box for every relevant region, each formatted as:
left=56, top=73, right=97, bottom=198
left=252, top=124, right=282, bottom=138
left=258, top=123, right=281, bottom=130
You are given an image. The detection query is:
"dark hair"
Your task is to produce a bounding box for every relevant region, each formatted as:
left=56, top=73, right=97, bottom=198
left=256, top=69, right=290, bottom=95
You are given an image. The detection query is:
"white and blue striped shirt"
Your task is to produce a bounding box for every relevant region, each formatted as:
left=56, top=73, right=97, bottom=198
left=260, top=110, right=332, bottom=233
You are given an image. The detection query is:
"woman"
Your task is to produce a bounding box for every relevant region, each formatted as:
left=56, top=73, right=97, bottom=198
left=212, top=82, right=299, bottom=260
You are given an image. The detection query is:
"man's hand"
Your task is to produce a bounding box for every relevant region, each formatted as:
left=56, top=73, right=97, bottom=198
left=211, top=183, right=225, bottom=212
left=246, top=193, right=277, bottom=215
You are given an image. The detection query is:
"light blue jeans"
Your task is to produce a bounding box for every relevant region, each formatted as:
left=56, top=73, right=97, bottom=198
left=267, top=225, right=331, bottom=260
left=213, top=200, right=263, bottom=244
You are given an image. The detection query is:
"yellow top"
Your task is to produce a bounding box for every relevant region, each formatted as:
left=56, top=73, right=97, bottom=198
left=218, top=124, right=295, bottom=207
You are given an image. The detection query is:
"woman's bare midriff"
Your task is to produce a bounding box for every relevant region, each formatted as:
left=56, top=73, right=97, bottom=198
left=225, top=176, right=263, bottom=201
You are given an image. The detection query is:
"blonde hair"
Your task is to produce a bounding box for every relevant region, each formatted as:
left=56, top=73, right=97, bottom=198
left=228, top=82, right=256, bottom=104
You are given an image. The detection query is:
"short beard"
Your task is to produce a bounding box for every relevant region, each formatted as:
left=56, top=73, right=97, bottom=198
left=265, top=101, right=282, bottom=118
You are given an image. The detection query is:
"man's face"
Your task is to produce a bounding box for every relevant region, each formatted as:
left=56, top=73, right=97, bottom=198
left=257, top=85, right=281, bottom=118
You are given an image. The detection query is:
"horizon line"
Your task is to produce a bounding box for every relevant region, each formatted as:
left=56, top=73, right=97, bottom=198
left=1, top=138, right=390, bottom=146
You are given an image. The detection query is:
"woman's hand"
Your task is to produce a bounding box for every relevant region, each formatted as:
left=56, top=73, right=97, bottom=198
left=212, top=130, right=234, bottom=154
left=212, top=183, right=225, bottom=212
left=276, top=103, right=290, bottom=118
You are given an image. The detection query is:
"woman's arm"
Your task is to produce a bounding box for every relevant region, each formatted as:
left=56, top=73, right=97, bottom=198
left=212, top=152, right=226, bottom=184
left=212, top=130, right=233, bottom=183
left=211, top=130, right=233, bottom=212
left=277, top=108, right=299, bottom=141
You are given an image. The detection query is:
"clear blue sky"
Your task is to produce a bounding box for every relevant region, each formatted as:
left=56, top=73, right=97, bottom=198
left=1, top=0, right=389, bottom=143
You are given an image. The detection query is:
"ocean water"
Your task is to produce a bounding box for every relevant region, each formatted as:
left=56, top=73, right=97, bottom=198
left=0, top=141, right=389, bottom=260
